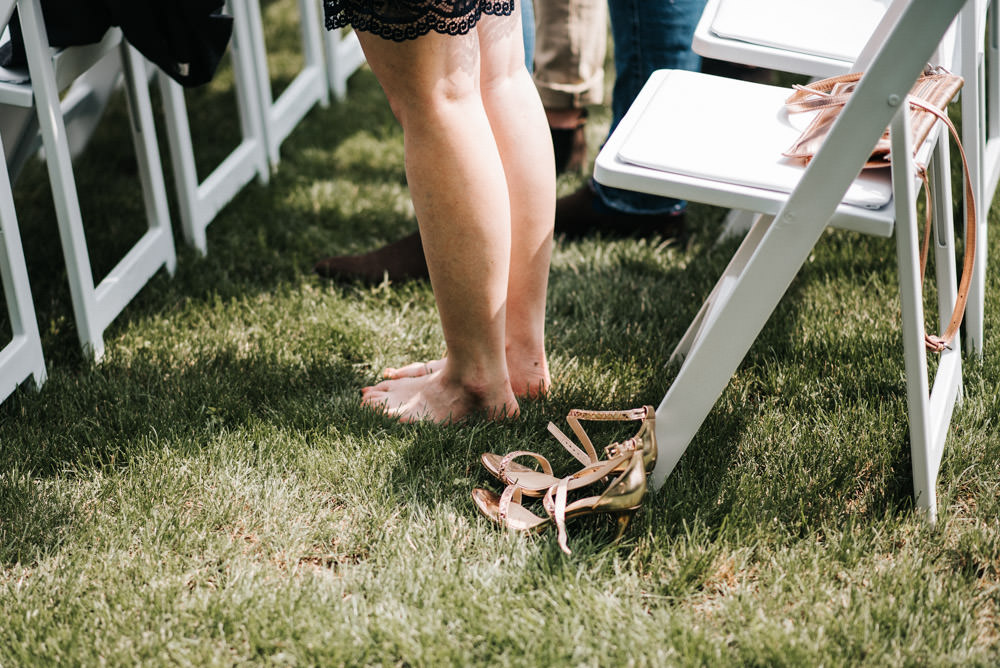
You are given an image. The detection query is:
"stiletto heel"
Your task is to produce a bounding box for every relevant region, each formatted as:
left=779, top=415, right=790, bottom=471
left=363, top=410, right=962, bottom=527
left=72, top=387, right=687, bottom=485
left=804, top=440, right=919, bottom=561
left=480, top=406, right=656, bottom=496
left=612, top=510, right=637, bottom=542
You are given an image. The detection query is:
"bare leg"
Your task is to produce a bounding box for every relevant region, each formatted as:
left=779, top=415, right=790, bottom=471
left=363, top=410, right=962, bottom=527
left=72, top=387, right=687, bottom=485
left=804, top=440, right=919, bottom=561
left=479, top=13, right=555, bottom=398
left=356, top=23, right=520, bottom=422
left=379, top=11, right=555, bottom=400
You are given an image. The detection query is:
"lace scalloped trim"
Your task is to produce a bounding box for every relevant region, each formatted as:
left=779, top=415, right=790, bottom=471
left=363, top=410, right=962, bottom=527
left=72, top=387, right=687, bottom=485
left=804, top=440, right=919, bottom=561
left=324, top=0, right=515, bottom=42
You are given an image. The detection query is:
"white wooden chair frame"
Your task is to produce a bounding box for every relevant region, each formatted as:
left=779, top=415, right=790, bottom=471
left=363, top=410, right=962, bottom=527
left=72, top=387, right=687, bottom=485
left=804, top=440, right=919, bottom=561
left=593, top=0, right=968, bottom=521
left=960, top=0, right=998, bottom=354
left=240, top=0, right=329, bottom=168
left=324, top=25, right=365, bottom=101
left=0, top=132, right=44, bottom=402
left=158, top=2, right=269, bottom=255
left=5, top=0, right=176, bottom=361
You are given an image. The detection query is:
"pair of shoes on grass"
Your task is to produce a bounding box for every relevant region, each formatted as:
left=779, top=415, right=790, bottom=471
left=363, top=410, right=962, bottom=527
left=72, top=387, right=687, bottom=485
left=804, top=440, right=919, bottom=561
left=472, top=406, right=656, bottom=554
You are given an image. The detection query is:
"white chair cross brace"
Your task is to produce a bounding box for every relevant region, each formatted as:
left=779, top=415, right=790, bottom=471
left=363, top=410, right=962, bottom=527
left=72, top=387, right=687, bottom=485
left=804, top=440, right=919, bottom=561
left=0, top=130, right=45, bottom=403
left=158, top=1, right=269, bottom=255
left=2, top=0, right=176, bottom=361
left=240, top=0, right=329, bottom=168
left=594, top=0, right=969, bottom=521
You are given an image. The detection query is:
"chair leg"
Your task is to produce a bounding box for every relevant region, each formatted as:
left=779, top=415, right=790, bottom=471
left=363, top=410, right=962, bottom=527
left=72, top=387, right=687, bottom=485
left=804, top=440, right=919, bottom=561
left=120, top=44, right=176, bottom=278
left=715, top=209, right=758, bottom=244
left=652, top=211, right=827, bottom=489
left=229, top=3, right=271, bottom=187
left=22, top=0, right=176, bottom=360
left=159, top=1, right=269, bottom=255
left=243, top=0, right=329, bottom=167
left=961, top=17, right=987, bottom=356
left=891, top=111, right=960, bottom=523
left=0, top=147, right=45, bottom=400
left=157, top=2, right=268, bottom=256
left=325, top=28, right=366, bottom=101
left=20, top=0, right=105, bottom=358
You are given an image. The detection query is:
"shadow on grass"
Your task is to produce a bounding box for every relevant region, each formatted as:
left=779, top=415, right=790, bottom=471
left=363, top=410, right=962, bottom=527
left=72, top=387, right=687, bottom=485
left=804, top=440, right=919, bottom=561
left=6, top=68, right=401, bottom=368
left=0, top=467, right=76, bottom=565
left=0, top=347, right=368, bottom=472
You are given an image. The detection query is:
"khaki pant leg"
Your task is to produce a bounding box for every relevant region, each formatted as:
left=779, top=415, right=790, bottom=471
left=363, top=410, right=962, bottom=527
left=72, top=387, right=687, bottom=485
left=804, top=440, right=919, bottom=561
left=533, top=0, right=608, bottom=109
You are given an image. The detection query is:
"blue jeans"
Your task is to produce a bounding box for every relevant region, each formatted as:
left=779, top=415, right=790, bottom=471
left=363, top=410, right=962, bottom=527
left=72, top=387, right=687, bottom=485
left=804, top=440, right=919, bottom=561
left=521, top=0, right=535, bottom=72
left=593, top=0, right=707, bottom=215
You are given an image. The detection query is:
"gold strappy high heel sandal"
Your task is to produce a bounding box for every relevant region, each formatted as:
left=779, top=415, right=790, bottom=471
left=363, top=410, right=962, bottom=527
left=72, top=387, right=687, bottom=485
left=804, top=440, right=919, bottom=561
left=480, top=406, right=656, bottom=497
left=472, top=447, right=647, bottom=553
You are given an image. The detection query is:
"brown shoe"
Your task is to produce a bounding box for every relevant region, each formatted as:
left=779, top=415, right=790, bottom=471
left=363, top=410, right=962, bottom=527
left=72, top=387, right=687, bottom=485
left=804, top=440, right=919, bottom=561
left=314, top=230, right=429, bottom=283
left=554, top=185, right=685, bottom=240
left=551, top=109, right=588, bottom=175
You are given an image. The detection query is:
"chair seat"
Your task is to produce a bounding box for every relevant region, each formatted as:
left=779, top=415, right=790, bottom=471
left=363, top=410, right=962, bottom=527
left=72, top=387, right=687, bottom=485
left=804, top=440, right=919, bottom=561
left=709, top=0, right=890, bottom=64
left=594, top=69, right=900, bottom=238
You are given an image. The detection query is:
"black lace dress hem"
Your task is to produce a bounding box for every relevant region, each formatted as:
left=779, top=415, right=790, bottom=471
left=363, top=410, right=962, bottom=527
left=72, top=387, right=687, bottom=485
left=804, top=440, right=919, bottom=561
left=324, top=0, right=515, bottom=42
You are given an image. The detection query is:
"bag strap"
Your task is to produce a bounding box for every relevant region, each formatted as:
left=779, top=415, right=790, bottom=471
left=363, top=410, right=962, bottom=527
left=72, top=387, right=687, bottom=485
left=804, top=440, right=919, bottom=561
left=908, top=96, right=976, bottom=352
left=785, top=79, right=975, bottom=352
left=785, top=73, right=861, bottom=113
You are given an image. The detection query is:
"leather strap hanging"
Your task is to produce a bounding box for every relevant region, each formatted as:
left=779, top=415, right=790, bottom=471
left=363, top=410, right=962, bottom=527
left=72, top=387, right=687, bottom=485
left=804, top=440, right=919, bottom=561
left=783, top=67, right=975, bottom=352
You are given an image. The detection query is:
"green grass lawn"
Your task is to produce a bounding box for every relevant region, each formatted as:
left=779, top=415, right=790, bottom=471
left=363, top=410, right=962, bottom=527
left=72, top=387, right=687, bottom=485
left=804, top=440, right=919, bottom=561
left=1, top=4, right=999, bottom=665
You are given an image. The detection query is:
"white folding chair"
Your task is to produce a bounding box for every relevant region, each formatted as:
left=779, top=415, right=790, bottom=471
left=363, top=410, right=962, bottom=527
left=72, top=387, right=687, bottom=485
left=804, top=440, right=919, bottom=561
left=324, top=25, right=365, bottom=101
left=3, top=0, right=176, bottom=360
left=158, top=2, right=269, bottom=255
left=695, top=0, right=991, bottom=355
left=593, top=0, right=969, bottom=521
left=239, top=0, right=329, bottom=168
left=0, top=130, right=44, bottom=402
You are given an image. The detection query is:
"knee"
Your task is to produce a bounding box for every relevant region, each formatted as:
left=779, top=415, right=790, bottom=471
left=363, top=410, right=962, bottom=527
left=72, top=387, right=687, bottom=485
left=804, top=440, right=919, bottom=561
left=384, top=73, right=482, bottom=129
left=480, top=61, right=529, bottom=104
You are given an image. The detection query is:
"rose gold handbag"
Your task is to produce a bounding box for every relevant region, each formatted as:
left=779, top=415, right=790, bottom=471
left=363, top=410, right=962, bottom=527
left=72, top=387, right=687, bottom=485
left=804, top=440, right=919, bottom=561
left=782, top=66, right=975, bottom=352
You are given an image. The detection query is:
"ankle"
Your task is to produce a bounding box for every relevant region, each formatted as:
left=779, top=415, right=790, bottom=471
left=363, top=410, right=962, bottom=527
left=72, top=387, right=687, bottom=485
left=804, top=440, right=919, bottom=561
left=442, top=364, right=518, bottom=416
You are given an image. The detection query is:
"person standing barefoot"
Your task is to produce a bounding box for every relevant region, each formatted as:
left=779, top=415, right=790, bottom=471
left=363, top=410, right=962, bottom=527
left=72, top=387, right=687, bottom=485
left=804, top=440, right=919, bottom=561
left=323, top=0, right=555, bottom=423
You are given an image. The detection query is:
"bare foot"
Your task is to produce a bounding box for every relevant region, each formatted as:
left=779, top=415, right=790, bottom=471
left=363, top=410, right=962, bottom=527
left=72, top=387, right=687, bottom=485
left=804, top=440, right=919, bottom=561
left=361, top=369, right=519, bottom=423
left=383, top=353, right=550, bottom=400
